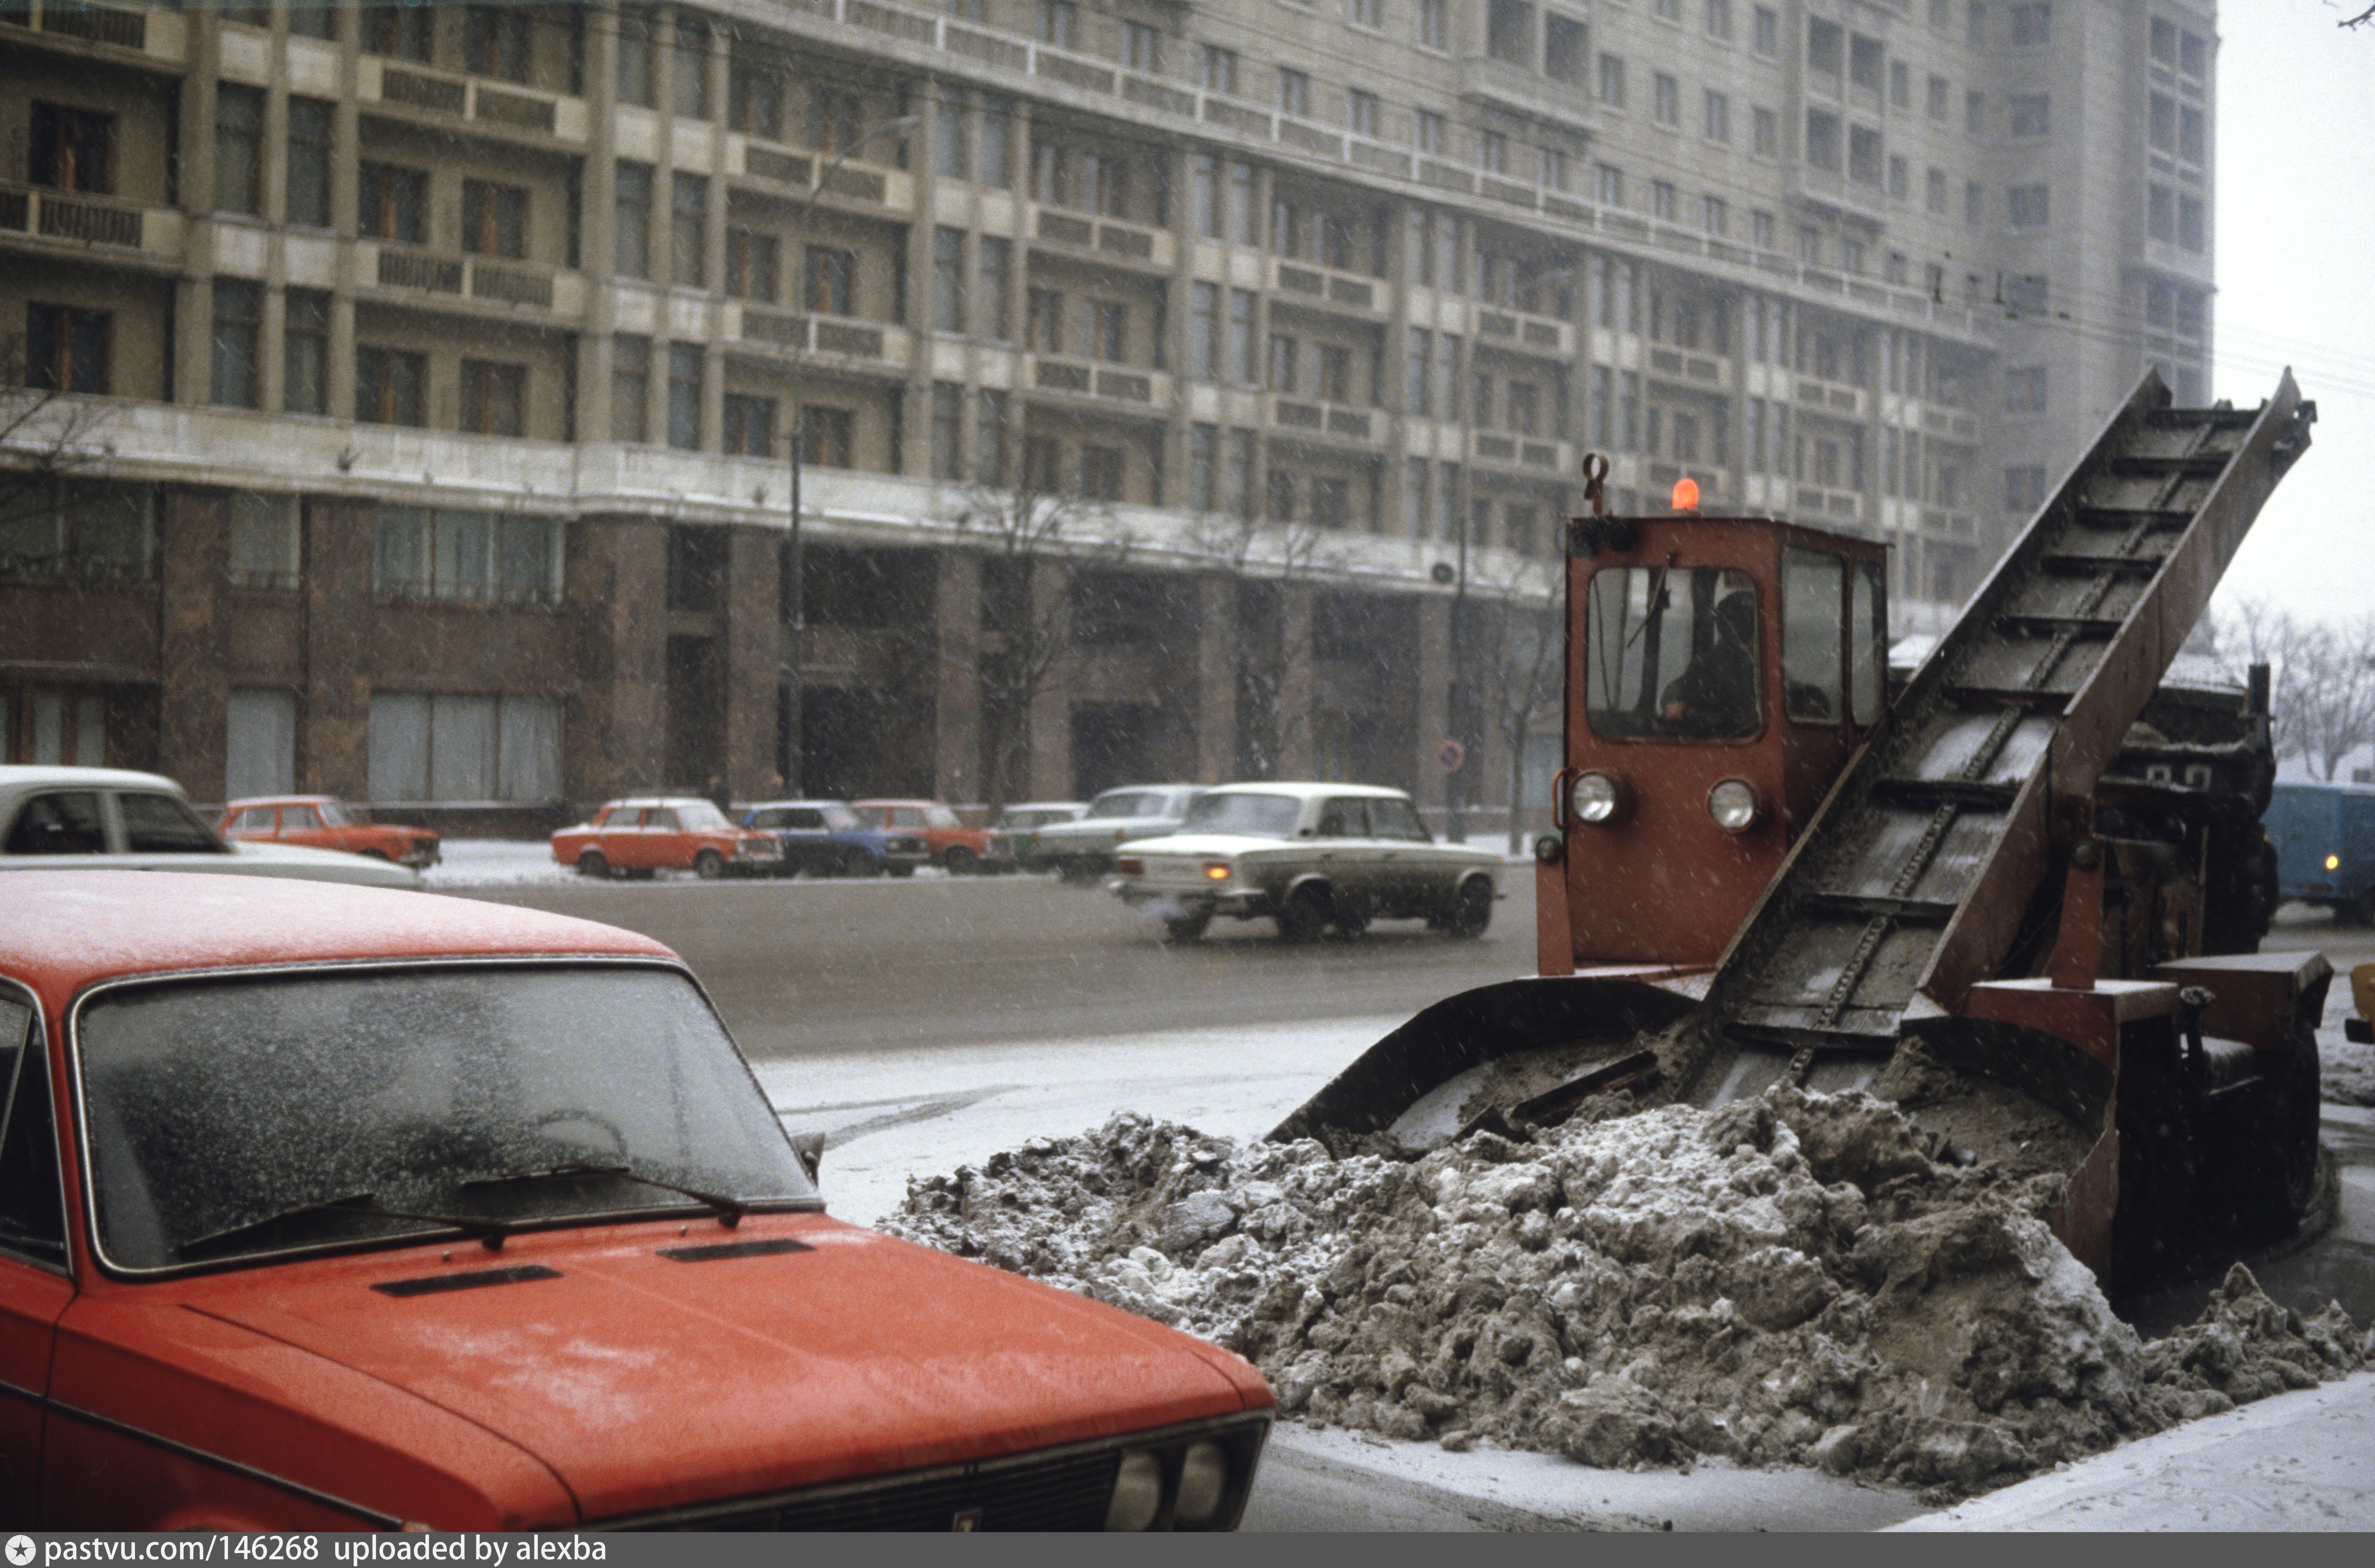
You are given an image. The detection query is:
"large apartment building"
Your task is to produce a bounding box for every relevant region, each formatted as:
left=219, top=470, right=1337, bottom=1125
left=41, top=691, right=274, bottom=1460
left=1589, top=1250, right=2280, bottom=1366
left=0, top=0, right=2216, bottom=827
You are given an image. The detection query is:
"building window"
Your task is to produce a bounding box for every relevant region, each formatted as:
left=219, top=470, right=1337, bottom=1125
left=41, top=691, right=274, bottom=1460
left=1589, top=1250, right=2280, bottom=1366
left=932, top=227, right=966, bottom=332
left=728, top=229, right=779, bottom=302
left=27, top=103, right=114, bottom=194
left=228, top=493, right=301, bottom=591
left=724, top=393, right=775, bottom=457
left=1706, top=0, right=1734, bottom=40
left=615, top=9, right=655, bottom=105
left=1703, top=90, right=1730, bottom=142
left=1126, top=18, right=1164, bottom=67
left=1417, top=0, right=1447, bottom=50
left=1319, top=344, right=1353, bottom=403
left=1310, top=477, right=1347, bottom=529
left=2008, top=183, right=2049, bottom=228
left=1028, top=287, right=1064, bottom=353
left=1753, top=5, right=1778, bottom=56
left=934, top=98, right=969, bottom=180
left=1540, top=147, right=1567, bottom=190
left=1039, top=0, right=1077, bottom=48
left=1965, top=180, right=1983, bottom=227
left=371, top=510, right=563, bottom=605
left=1752, top=106, right=1776, bottom=156
left=1597, top=54, right=1626, bottom=109
left=1278, top=68, right=1312, bottom=118
left=1890, top=59, right=1910, bottom=109
left=1267, top=469, right=1296, bottom=523
left=1415, top=109, right=1445, bottom=154
left=2009, top=94, right=2049, bottom=137
left=1805, top=110, right=1841, bottom=171
left=1189, top=424, right=1219, bottom=512
left=2005, top=366, right=2047, bottom=413
left=1202, top=45, right=1239, bottom=95
left=2147, top=183, right=2175, bottom=242
left=1928, top=74, right=1949, bottom=121
left=2177, top=195, right=2205, bottom=252
left=1888, top=156, right=1908, bottom=201
left=1348, top=89, right=1379, bottom=138
left=368, top=692, right=562, bottom=803
left=1190, top=282, right=1220, bottom=380
left=730, top=61, right=785, bottom=140
left=666, top=344, right=702, bottom=449
left=1849, top=125, right=1882, bottom=185
left=359, top=161, right=428, bottom=244
left=670, top=174, right=707, bottom=286
left=806, top=247, right=857, bottom=315
left=211, top=279, right=262, bottom=409
left=463, top=180, right=529, bottom=258
left=613, top=161, right=652, bottom=277
left=673, top=15, right=711, bottom=118
left=1752, top=209, right=1775, bottom=248
left=975, top=389, right=1008, bottom=485
left=802, top=405, right=853, bottom=468
left=979, top=99, right=1014, bottom=188
left=1650, top=180, right=1676, bottom=220
left=611, top=334, right=650, bottom=442
left=1926, top=167, right=1947, bottom=215
left=461, top=360, right=526, bottom=437
left=1227, top=288, right=1256, bottom=383
left=364, top=2, right=432, bottom=62
left=286, top=98, right=334, bottom=228
left=224, top=689, right=297, bottom=800
left=2010, top=3, right=2050, bottom=47
left=215, top=83, right=264, bottom=216
left=1079, top=446, right=1122, bottom=502
left=1087, top=301, right=1126, bottom=363
left=1596, top=162, right=1623, bottom=206
left=1546, top=15, right=1586, bottom=83
left=1965, top=89, right=1986, bottom=136
left=1702, top=195, right=1728, bottom=235
left=283, top=288, right=328, bottom=415
left=809, top=88, right=861, bottom=156
left=930, top=383, right=962, bottom=480
left=980, top=236, right=1012, bottom=339
left=1487, top=0, right=1534, bottom=65
left=2004, top=464, right=2046, bottom=513
left=1269, top=334, right=1299, bottom=394
left=355, top=346, right=425, bottom=426
left=465, top=4, right=531, bottom=82
left=1653, top=73, right=1679, bottom=126
left=1478, top=130, right=1507, bottom=174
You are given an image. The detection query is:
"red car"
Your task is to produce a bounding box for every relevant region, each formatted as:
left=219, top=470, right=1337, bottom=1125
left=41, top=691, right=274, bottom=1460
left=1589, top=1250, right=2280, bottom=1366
left=848, top=799, right=1010, bottom=875
left=220, top=795, right=440, bottom=869
left=0, top=871, right=1271, bottom=1529
left=550, top=796, right=781, bottom=879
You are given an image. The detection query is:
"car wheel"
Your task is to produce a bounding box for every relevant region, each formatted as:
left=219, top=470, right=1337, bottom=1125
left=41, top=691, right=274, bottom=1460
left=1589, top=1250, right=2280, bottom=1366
left=1328, top=901, right=1369, bottom=941
left=887, top=863, right=916, bottom=878
left=694, top=849, right=725, bottom=880
left=842, top=848, right=879, bottom=878
left=942, top=846, right=977, bottom=876
left=1446, top=876, right=1493, bottom=939
left=1160, top=909, right=1212, bottom=945
left=1276, top=883, right=1330, bottom=945
left=575, top=850, right=610, bottom=880
left=1057, top=859, right=1098, bottom=886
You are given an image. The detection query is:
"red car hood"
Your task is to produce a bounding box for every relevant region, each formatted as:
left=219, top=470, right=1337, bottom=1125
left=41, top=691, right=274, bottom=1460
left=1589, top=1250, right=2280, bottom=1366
left=175, top=1214, right=1258, bottom=1523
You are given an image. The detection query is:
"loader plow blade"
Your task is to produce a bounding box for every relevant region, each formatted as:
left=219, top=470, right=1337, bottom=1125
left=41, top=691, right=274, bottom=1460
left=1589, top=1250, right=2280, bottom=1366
left=1267, top=976, right=1699, bottom=1154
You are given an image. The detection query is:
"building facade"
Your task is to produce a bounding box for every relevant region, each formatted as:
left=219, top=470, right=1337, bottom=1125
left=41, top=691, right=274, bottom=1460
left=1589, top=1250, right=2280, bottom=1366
left=0, top=0, right=2215, bottom=825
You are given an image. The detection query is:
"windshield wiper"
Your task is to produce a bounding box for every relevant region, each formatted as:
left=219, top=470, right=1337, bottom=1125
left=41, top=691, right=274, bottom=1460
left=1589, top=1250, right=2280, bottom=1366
left=180, top=1192, right=514, bottom=1259
left=457, top=1162, right=746, bottom=1227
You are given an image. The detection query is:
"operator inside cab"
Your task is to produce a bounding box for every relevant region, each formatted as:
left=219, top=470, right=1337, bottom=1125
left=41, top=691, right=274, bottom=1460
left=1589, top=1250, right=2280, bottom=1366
left=1585, top=565, right=1763, bottom=741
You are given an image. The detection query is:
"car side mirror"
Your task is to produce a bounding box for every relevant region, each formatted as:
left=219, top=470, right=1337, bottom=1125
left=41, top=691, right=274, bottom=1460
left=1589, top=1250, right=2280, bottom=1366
left=791, top=1131, right=825, bottom=1186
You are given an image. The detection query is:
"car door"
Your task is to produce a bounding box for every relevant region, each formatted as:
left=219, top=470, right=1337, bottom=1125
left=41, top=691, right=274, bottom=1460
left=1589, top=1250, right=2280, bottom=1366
left=1312, top=797, right=1383, bottom=909
left=588, top=806, right=636, bottom=868
left=1, top=792, right=110, bottom=865
left=222, top=805, right=278, bottom=842
left=276, top=802, right=333, bottom=851
left=0, top=988, right=74, bottom=1528
left=632, top=807, right=678, bottom=869
left=1365, top=796, right=1439, bottom=908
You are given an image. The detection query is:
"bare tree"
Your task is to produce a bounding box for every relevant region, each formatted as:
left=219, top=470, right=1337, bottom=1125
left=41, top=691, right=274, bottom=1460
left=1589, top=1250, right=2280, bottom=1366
left=0, top=331, right=115, bottom=555
left=2215, top=598, right=2375, bottom=780
left=1469, top=556, right=1567, bottom=852
left=2344, top=5, right=2375, bottom=29
left=1182, top=507, right=1344, bottom=778
left=947, top=479, right=1129, bottom=806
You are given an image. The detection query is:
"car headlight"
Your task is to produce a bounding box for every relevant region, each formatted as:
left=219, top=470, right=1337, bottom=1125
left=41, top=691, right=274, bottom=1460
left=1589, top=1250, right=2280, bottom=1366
left=1203, top=861, right=1231, bottom=881
left=1707, top=778, right=1760, bottom=833
left=1105, top=1451, right=1164, bottom=1531
left=1173, top=1442, right=1229, bottom=1527
left=1570, top=771, right=1622, bottom=825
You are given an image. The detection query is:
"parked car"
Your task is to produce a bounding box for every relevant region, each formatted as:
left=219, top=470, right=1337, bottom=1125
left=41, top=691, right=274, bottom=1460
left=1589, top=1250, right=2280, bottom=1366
left=995, top=802, right=1087, bottom=871
left=848, top=798, right=1010, bottom=874
left=0, top=871, right=1272, bottom=1529
left=742, top=799, right=929, bottom=878
left=1109, top=782, right=1499, bottom=944
left=551, top=797, right=780, bottom=879
left=1033, top=786, right=1206, bottom=884
left=2265, top=780, right=2375, bottom=922
left=219, top=794, right=442, bottom=869
left=0, top=766, right=418, bottom=889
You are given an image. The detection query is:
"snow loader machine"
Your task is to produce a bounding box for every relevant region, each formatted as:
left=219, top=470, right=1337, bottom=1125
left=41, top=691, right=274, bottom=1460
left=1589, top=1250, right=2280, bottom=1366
left=1275, top=369, right=2321, bottom=1290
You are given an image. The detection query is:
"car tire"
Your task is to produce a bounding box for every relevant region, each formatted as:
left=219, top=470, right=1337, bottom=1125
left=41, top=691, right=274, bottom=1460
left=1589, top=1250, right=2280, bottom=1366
left=1160, top=910, right=1212, bottom=945
left=694, top=849, right=725, bottom=880
left=942, top=846, right=977, bottom=876
left=1328, top=902, right=1369, bottom=941
left=1446, top=876, right=1493, bottom=939
left=843, top=848, right=879, bottom=878
left=1276, top=883, right=1330, bottom=945
left=1056, top=860, right=1097, bottom=886
left=888, top=863, right=916, bottom=878
left=576, top=850, right=610, bottom=880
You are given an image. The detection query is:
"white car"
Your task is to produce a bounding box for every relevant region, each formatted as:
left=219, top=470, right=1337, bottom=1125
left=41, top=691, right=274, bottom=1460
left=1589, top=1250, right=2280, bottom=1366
left=0, top=766, right=420, bottom=888
left=1107, top=782, right=1499, bottom=944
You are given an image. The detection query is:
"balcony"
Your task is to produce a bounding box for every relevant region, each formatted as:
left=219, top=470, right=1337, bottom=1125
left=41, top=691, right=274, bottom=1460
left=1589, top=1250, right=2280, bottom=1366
left=734, top=307, right=916, bottom=372
left=1470, top=431, right=1572, bottom=474
left=359, top=56, right=589, bottom=146
left=1030, top=355, right=1168, bottom=407
left=0, top=181, right=183, bottom=258
left=1792, top=375, right=1868, bottom=422
left=1787, top=166, right=1888, bottom=228
left=1030, top=205, right=1174, bottom=270
left=1646, top=347, right=1732, bottom=387
left=6, top=0, right=187, bottom=62
left=1271, top=259, right=1384, bottom=316
left=729, top=136, right=912, bottom=212
left=1473, top=307, right=1574, bottom=359
left=363, top=244, right=587, bottom=315
left=1270, top=398, right=1383, bottom=445
left=1457, top=56, right=1600, bottom=139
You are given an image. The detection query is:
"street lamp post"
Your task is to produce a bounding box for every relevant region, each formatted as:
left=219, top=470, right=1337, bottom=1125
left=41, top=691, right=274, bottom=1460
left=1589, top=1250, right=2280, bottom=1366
left=1448, top=494, right=1469, bottom=843
left=780, top=114, right=918, bottom=796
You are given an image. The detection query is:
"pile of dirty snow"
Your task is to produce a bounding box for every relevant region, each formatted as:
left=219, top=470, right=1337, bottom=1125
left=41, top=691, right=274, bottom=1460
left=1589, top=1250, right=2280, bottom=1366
left=887, top=1094, right=2372, bottom=1497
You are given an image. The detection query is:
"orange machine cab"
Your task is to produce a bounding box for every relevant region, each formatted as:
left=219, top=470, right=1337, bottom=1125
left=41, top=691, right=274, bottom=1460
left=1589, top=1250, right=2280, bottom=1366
left=1549, top=509, right=1889, bottom=969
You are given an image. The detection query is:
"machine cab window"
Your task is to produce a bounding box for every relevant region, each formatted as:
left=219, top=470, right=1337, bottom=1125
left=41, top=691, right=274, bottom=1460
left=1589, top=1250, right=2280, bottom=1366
left=1585, top=566, right=1761, bottom=741
left=1784, top=548, right=1890, bottom=729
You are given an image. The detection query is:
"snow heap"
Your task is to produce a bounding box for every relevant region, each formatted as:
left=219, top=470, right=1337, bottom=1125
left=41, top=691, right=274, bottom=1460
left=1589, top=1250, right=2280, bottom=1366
left=887, top=1091, right=2372, bottom=1497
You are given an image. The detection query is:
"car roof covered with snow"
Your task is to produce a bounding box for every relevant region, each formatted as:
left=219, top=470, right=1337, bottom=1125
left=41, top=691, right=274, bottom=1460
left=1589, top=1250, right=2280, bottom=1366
left=0, top=871, right=674, bottom=1013
left=1200, top=782, right=1414, bottom=801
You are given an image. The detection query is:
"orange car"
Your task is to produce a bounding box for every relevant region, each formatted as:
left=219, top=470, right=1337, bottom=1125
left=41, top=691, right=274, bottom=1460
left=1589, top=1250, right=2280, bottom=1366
left=849, top=798, right=1011, bottom=875
left=220, top=795, right=440, bottom=868
left=551, top=796, right=781, bottom=879
left=0, top=871, right=1272, bottom=1529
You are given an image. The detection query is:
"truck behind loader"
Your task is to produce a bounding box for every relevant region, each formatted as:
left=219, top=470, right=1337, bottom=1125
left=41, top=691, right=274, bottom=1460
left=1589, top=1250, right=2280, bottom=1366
left=1277, top=370, right=2320, bottom=1291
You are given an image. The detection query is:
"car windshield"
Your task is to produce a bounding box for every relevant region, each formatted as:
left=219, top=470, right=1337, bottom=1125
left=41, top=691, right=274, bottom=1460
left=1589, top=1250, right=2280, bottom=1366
left=823, top=806, right=860, bottom=830
left=1181, top=793, right=1303, bottom=838
left=76, top=965, right=815, bottom=1273
left=924, top=805, right=962, bottom=828
left=676, top=801, right=731, bottom=831
left=1087, top=791, right=1164, bottom=819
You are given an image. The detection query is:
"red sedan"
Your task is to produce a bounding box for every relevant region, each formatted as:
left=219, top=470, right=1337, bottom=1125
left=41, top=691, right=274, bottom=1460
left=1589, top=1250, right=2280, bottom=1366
left=0, top=872, right=1271, bottom=1529
left=220, top=795, right=439, bottom=868
left=550, top=796, right=780, bottom=879
left=848, top=798, right=1010, bottom=875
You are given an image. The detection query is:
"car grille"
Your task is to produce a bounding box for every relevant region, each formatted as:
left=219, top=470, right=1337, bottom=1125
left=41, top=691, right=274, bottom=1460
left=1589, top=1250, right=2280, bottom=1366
left=629, top=1446, right=1120, bottom=1532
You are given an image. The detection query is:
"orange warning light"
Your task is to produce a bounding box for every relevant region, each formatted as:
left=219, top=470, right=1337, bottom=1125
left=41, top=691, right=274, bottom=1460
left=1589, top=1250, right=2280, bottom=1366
left=1671, top=477, right=1701, bottom=512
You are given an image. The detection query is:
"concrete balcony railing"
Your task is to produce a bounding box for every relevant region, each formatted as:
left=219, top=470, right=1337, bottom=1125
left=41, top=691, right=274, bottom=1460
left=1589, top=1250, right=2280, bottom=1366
left=1790, top=373, right=1869, bottom=422
left=729, top=134, right=913, bottom=212
left=1473, top=305, right=1574, bottom=359
left=1456, top=56, right=1601, bottom=140
left=5, top=0, right=187, bottom=62
left=1029, top=355, right=1169, bottom=407
left=1271, top=257, right=1385, bottom=315
left=1787, top=166, right=1889, bottom=227
left=1028, top=204, right=1174, bottom=270
left=0, top=180, right=184, bottom=257
left=1271, top=397, right=1384, bottom=445
left=358, top=55, right=590, bottom=145
left=733, top=305, right=916, bottom=372
left=1470, top=430, right=1572, bottom=474
left=1645, top=345, right=1732, bottom=387
left=361, top=242, right=588, bottom=316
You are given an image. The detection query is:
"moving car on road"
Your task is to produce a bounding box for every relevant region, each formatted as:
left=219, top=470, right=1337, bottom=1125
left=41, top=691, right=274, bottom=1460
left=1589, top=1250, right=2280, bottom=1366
left=1108, top=782, right=1498, bottom=943
left=1, top=766, right=418, bottom=888
left=995, top=801, right=1087, bottom=872
left=1033, top=786, right=1205, bottom=884
left=848, top=798, right=1010, bottom=875
left=742, top=799, right=929, bottom=878
left=0, top=872, right=1272, bottom=1529
left=551, top=797, right=780, bottom=879
left=220, top=794, right=441, bottom=868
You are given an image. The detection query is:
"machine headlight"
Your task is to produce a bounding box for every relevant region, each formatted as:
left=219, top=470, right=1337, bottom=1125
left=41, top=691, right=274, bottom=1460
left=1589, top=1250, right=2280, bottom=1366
left=1173, top=1442, right=1229, bottom=1527
left=1570, top=771, right=1622, bottom=825
left=1707, top=778, right=1760, bottom=833
left=1104, top=1451, right=1164, bottom=1531
left=2327, top=854, right=2342, bottom=871
left=1203, top=861, right=1231, bottom=881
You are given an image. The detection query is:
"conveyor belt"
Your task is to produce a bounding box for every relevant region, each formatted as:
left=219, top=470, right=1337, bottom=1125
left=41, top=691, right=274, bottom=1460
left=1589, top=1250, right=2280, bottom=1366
left=1693, top=372, right=2313, bottom=1093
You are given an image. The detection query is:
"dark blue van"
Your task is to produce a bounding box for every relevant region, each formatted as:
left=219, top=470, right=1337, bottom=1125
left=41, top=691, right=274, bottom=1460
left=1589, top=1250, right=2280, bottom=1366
left=2264, top=780, right=2375, bottom=921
